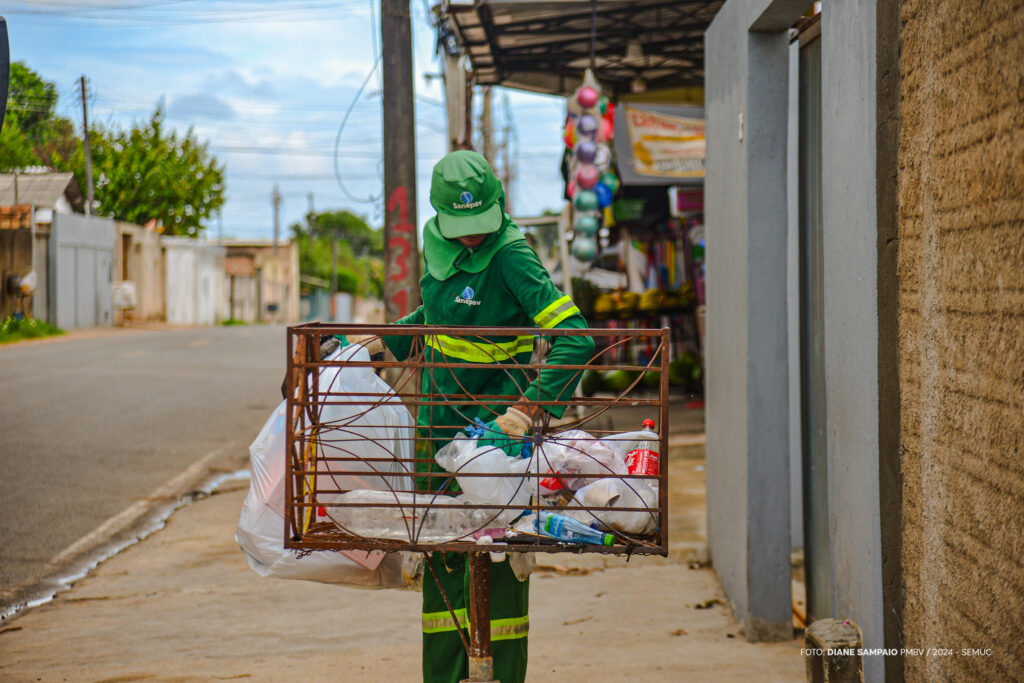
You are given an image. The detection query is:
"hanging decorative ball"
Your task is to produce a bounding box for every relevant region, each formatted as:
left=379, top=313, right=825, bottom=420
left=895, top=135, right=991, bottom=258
left=566, top=179, right=578, bottom=198
left=594, top=182, right=614, bottom=209
left=599, top=171, right=620, bottom=194
left=597, top=117, right=614, bottom=142
left=575, top=139, right=597, bottom=164
left=593, top=143, right=612, bottom=171
left=577, top=113, right=598, bottom=138
left=574, top=214, right=599, bottom=237
left=574, top=189, right=599, bottom=212
left=576, top=163, right=600, bottom=190
left=563, top=120, right=577, bottom=149
left=576, top=85, right=600, bottom=110
left=598, top=95, right=610, bottom=115
left=572, top=235, right=598, bottom=262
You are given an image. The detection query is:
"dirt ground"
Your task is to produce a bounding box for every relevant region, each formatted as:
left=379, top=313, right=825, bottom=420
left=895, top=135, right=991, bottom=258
left=0, top=441, right=805, bottom=682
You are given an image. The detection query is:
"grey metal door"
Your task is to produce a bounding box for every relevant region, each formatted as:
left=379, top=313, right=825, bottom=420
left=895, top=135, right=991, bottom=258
left=50, top=213, right=114, bottom=330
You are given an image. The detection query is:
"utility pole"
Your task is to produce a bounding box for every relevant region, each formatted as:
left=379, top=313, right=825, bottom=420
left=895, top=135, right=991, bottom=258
left=381, top=0, right=420, bottom=321
left=272, top=184, right=281, bottom=257
left=480, top=86, right=494, bottom=165
left=79, top=76, right=94, bottom=216
left=501, top=93, right=515, bottom=214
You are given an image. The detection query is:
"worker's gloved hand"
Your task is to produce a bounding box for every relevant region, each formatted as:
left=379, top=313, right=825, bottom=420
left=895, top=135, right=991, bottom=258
left=468, top=406, right=532, bottom=458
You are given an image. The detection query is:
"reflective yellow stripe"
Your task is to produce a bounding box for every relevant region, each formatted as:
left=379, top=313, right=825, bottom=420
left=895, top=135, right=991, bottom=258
left=533, top=295, right=581, bottom=328
left=426, top=334, right=534, bottom=363
left=421, top=610, right=529, bottom=641
left=422, top=608, right=467, bottom=634
left=490, top=615, right=530, bottom=641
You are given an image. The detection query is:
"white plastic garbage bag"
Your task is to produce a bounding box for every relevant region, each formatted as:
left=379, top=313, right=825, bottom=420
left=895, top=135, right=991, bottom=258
left=435, top=435, right=536, bottom=522
left=235, top=344, right=420, bottom=589
left=569, top=477, right=658, bottom=535
left=533, top=429, right=628, bottom=491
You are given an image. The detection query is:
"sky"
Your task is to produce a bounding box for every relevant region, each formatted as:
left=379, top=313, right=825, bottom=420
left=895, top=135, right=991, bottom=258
left=1, top=0, right=568, bottom=240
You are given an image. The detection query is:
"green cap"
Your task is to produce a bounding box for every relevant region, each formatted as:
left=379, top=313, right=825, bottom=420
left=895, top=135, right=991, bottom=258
left=430, top=150, right=504, bottom=238
left=602, top=533, right=615, bottom=546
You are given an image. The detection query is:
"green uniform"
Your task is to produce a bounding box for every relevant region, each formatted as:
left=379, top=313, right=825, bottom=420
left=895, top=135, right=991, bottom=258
left=383, top=220, right=593, bottom=683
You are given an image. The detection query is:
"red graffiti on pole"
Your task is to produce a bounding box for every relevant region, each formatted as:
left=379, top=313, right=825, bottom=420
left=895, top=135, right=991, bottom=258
left=386, top=186, right=415, bottom=317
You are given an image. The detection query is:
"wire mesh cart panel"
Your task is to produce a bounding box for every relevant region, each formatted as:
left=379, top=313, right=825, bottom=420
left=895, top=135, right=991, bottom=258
left=284, top=323, right=670, bottom=557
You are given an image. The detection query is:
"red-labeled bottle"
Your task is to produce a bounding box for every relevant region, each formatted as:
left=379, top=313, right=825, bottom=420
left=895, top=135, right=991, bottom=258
left=625, top=419, right=660, bottom=476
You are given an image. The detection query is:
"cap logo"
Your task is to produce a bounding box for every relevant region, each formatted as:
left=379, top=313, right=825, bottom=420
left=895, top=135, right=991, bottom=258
left=452, top=190, right=484, bottom=210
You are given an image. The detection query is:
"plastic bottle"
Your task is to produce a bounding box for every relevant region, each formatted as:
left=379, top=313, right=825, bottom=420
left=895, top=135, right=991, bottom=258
left=324, top=490, right=493, bottom=543
left=625, top=419, right=660, bottom=476
left=535, top=510, right=615, bottom=546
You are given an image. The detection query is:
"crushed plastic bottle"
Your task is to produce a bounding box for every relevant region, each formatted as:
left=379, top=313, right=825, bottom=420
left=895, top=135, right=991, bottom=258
left=322, top=490, right=496, bottom=543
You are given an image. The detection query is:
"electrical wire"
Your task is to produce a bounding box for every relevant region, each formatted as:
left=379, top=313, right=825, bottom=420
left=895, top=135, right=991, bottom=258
left=332, top=53, right=383, bottom=205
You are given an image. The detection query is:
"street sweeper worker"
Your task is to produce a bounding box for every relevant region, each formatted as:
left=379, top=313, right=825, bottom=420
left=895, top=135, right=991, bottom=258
left=348, top=149, right=594, bottom=683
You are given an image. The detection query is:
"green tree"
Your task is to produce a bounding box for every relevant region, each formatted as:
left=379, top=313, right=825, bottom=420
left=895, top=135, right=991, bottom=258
left=2, top=62, right=225, bottom=237
left=291, top=210, right=383, bottom=297
left=0, top=62, right=72, bottom=171
left=64, top=108, right=225, bottom=236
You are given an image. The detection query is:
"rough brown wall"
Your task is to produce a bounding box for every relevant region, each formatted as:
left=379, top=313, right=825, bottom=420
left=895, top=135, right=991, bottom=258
left=898, top=1, right=1024, bottom=680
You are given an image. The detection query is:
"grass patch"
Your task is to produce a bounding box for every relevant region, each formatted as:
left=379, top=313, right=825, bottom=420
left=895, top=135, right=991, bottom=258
left=221, top=317, right=246, bottom=326
left=0, top=317, right=65, bottom=344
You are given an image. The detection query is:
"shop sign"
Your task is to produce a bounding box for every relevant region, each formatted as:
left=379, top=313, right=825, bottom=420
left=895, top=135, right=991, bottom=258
left=625, top=106, right=705, bottom=178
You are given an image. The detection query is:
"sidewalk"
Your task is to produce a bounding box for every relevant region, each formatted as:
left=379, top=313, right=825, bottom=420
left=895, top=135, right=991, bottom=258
left=0, top=412, right=804, bottom=682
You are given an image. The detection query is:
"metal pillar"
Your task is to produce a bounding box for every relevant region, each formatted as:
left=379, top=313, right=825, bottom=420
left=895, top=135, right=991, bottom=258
left=464, top=552, right=497, bottom=683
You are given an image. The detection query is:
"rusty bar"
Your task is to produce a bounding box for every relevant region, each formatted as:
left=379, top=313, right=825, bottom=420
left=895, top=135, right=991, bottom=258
left=284, top=327, right=295, bottom=544
left=465, top=551, right=495, bottom=682
left=659, top=328, right=670, bottom=553
left=290, top=322, right=661, bottom=337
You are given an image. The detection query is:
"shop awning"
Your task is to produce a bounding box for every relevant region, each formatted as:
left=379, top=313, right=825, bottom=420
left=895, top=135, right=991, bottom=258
left=439, top=0, right=723, bottom=97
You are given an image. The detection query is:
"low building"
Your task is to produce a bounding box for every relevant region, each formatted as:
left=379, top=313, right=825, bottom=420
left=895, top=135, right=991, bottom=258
left=220, top=240, right=299, bottom=323
left=0, top=172, right=86, bottom=322
left=114, top=221, right=164, bottom=323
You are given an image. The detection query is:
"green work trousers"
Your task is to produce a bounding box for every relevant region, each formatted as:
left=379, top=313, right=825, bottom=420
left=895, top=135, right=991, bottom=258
left=422, top=552, right=529, bottom=683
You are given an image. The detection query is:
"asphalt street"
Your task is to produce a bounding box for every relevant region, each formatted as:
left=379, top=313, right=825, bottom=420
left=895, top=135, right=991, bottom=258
left=0, top=324, right=287, bottom=609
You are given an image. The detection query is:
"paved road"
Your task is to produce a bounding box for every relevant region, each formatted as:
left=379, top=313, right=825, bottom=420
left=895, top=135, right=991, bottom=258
left=0, top=325, right=287, bottom=607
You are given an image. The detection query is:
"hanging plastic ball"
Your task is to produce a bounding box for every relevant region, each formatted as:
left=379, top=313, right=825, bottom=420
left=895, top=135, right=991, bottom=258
left=599, top=171, right=620, bottom=194
left=575, top=139, right=597, bottom=164
left=594, top=182, right=614, bottom=209
left=598, top=95, right=610, bottom=115
left=576, top=85, right=600, bottom=110
left=563, top=120, right=577, bottom=149
left=593, top=143, right=612, bottom=171
left=576, top=163, right=600, bottom=190
left=577, top=114, right=598, bottom=138
left=574, top=214, right=599, bottom=237
left=574, top=189, right=599, bottom=212
left=597, top=117, right=614, bottom=142
left=572, top=235, right=598, bottom=262
left=566, top=179, right=578, bottom=198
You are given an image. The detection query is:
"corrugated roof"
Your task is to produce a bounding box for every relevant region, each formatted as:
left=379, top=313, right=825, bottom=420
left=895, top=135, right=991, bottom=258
left=0, top=172, right=85, bottom=211
left=440, top=0, right=723, bottom=96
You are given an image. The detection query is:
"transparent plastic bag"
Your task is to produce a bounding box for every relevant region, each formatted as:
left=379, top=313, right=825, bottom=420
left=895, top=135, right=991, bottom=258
left=533, top=429, right=628, bottom=491
left=235, top=344, right=420, bottom=589
left=569, top=477, right=659, bottom=535
left=434, top=435, right=536, bottom=522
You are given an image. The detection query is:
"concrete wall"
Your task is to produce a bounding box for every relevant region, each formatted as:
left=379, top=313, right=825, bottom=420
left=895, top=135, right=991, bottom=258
left=898, top=1, right=1024, bottom=679
left=705, top=0, right=807, bottom=642
left=819, top=3, right=890, bottom=680
left=115, top=222, right=164, bottom=321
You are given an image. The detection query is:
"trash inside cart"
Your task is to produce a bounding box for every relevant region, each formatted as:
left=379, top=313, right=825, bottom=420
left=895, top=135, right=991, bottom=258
left=283, top=323, right=670, bottom=679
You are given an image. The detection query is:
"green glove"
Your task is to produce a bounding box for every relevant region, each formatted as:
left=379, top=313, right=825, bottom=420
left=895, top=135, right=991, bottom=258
left=470, top=407, right=532, bottom=458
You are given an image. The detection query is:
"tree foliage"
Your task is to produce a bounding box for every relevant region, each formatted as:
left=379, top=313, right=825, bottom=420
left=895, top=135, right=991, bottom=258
left=75, top=109, right=226, bottom=237
left=290, top=210, right=383, bottom=297
left=1, top=62, right=225, bottom=237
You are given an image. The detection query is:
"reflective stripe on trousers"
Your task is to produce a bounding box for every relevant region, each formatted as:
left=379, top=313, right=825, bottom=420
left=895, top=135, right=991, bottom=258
left=422, top=609, right=529, bottom=641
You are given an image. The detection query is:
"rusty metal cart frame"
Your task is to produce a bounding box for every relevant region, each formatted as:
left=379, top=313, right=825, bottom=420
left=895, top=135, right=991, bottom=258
left=284, top=323, right=670, bottom=681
